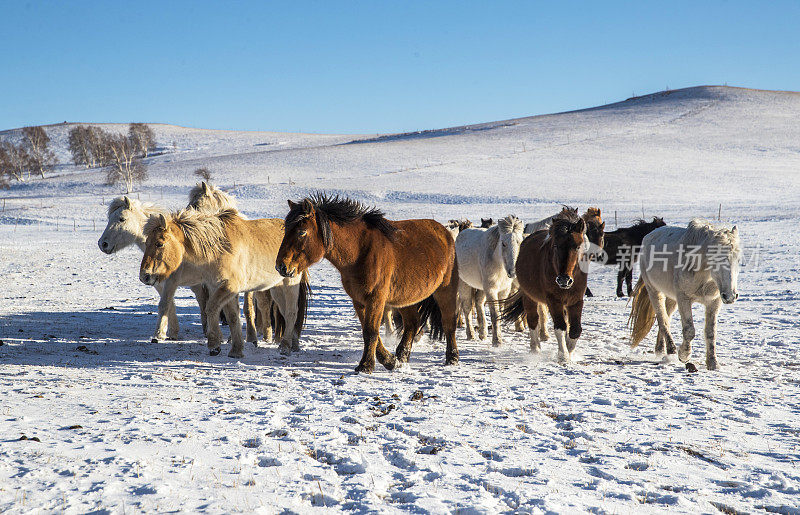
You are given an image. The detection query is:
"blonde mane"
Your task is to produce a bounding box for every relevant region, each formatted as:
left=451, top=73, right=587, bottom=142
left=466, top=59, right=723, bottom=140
left=187, top=182, right=239, bottom=213
left=107, top=196, right=167, bottom=218
left=145, top=208, right=239, bottom=259
left=683, top=219, right=741, bottom=253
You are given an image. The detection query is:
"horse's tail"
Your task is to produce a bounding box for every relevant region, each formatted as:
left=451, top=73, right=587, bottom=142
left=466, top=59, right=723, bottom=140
left=500, top=290, right=525, bottom=325
left=294, top=270, right=311, bottom=337
left=629, top=277, right=655, bottom=347
left=418, top=295, right=445, bottom=341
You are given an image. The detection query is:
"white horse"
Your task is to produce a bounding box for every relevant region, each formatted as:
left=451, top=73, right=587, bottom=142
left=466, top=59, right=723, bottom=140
left=524, top=206, right=578, bottom=235
left=98, top=196, right=239, bottom=341
left=456, top=215, right=525, bottom=345
left=629, top=220, right=741, bottom=370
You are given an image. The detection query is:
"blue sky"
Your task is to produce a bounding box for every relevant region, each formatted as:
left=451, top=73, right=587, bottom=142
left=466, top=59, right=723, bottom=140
left=1, top=0, right=798, bottom=134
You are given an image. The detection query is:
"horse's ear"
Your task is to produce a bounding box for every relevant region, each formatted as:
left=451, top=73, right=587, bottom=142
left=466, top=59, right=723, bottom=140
left=123, top=196, right=131, bottom=209
left=288, top=200, right=298, bottom=210
left=201, top=181, right=209, bottom=193
left=158, top=213, right=167, bottom=227
left=575, top=218, right=586, bottom=233
left=600, top=221, right=606, bottom=231
left=302, top=198, right=313, bottom=214
left=731, top=225, right=738, bottom=236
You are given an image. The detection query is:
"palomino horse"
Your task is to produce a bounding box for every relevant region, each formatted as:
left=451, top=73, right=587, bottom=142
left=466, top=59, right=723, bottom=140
left=456, top=215, right=525, bottom=345
left=140, top=208, right=308, bottom=357
left=600, top=217, right=666, bottom=297
left=98, top=196, right=237, bottom=342
left=187, top=181, right=309, bottom=348
left=276, top=194, right=460, bottom=373
left=502, top=209, right=589, bottom=363
left=629, top=220, right=740, bottom=370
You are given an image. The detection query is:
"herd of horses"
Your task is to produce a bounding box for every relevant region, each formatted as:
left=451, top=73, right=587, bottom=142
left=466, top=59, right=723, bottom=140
left=99, top=182, right=741, bottom=373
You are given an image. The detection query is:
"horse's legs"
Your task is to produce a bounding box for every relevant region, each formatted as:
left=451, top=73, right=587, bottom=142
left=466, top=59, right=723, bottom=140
left=243, top=292, right=258, bottom=343
left=522, top=295, right=540, bottom=353
left=458, top=280, right=477, bottom=340
left=655, top=298, right=677, bottom=355
left=647, top=285, right=677, bottom=359
left=152, top=280, right=179, bottom=343
left=625, top=260, right=634, bottom=296
left=474, top=289, right=488, bottom=340
left=585, top=286, right=594, bottom=298
left=383, top=306, right=395, bottom=338
left=190, top=285, right=209, bottom=336
left=270, top=284, right=299, bottom=355
left=485, top=288, right=504, bottom=346
left=537, top=304, right=550, bottom=341
left=254, top=290, right=273, bottom=342
left=205, top=286, right=237, bottom=356
left=394, top=305, right=421, bottom=363
left=616, top=263, right=627, bottom=297
left=547, top=301, right=570, bottom=363
left=565, top=300, right=584, bottom=360
left=222, top=297, right=245, bottom=358
left=704, top=298, right=721, bottom=370
left=675, top=292, right=695, bottom=363
left=354, top=297, right=396, bottom=373
left=433, top=279, right=460, bottom=366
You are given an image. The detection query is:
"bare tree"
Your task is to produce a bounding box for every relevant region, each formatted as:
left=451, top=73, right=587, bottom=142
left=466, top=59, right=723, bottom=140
left=0, top=141, right=33, bottom=182
left=103, top=133, right=147, bottom=193
left=68, top=126, right=93, bottom=167
left=21, top=126, right=57, bottom=178
left=128, top=123, right=156, bottom=158
left=0, top=145, right=11, bottom=188
left=87, top=126, right=112, bottom=167
left=194, top=167, right=212, bottom=181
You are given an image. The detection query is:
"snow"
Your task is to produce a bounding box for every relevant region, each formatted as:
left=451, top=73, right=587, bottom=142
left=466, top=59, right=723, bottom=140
left=1, top=86, right=800, bottom=513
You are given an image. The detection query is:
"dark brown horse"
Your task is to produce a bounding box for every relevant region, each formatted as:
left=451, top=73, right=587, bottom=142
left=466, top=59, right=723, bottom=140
left=502, top=209, right=588, bottom=363
left=276, top=194, right=460, bottom=373
left=602, top=217, right=666, bottom=297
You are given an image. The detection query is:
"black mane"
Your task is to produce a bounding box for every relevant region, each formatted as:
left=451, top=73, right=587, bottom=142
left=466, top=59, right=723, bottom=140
left=286, top=193, right=398, bottom=248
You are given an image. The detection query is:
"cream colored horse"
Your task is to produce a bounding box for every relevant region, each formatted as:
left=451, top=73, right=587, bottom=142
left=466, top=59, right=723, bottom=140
left=140, top=208, right=306, bottom=357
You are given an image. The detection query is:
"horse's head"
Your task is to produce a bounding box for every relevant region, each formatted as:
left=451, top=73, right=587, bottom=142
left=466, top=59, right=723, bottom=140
left=98, top=196, right=148, bottom=253
left=582, top=208, right=605, bottom=259
left=497, top=215, right=525, bottom=279
left=548, top=216, right=586, bottom=289
left=140, top=214, right=185, bottom=286
left=188, top=181, right=238, bottom=213
left=277, top=199, right=327, bottom=278
left=480, top=217, right=493, bottom=228
left=710, top=225, right=741, bottom=304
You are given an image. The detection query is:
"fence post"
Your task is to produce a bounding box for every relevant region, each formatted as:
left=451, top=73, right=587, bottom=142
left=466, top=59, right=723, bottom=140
left=718, top=204, right=721, bottom=221
left=73, top=219, right=76, bottom=232
left=614, top=211, right=618, bottom=229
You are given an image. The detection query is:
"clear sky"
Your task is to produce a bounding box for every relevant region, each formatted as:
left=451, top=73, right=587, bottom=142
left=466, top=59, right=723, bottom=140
left=1, top=0, right=798, bottom=134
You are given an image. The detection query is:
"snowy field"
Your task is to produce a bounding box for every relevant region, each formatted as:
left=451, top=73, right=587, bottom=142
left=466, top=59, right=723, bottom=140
left=1, top=86, right=799, bottom=513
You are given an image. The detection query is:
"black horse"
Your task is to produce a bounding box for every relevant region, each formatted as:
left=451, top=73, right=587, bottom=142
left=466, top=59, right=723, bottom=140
left=597, top=217, right=666, bottom=297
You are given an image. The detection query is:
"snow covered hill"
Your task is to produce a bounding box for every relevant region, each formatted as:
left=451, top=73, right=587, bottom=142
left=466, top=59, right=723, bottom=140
left=1, top=86, right=799, bottom=513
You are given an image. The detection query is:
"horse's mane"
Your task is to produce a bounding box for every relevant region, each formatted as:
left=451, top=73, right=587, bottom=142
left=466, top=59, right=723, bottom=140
left=187, top=182, right=239, bottom=212
left=107, top=196, right=167, bottom=218
left=583, top=207, right=602, bottom=222
left=683, top=219, right=740, bottom=252
left=553, top=207, right=581, bottom=224
left=497, top=215, right=524, bottom=234
left=287, top=193, right=397, bottom=248
left=144, top=207, right=238, bottom=259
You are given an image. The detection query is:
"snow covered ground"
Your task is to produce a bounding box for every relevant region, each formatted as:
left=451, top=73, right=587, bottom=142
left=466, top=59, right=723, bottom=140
left=1, top=86, right=799, bottom=513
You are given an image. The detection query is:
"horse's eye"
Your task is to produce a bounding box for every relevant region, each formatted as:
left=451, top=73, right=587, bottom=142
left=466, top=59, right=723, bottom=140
left=119, top=217, right=125, bottom=222
left=560, top=225, right=569, bottom=234
left=156, top=242, right=164, bottom=248
left=299, top=230, right=307, bottom=237
left=502, top=242, right=507, bottom=248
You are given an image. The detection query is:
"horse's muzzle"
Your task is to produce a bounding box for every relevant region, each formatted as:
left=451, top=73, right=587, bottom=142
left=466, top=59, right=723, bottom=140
left=140, top=271, right=158, bottom=286
left=555, top=274, right=574, bottom=289
left=276, top=263, right=295, bottom=278
left=98, top=239, right=113, bottom=254
left=721, top=292, right=738, bottom=304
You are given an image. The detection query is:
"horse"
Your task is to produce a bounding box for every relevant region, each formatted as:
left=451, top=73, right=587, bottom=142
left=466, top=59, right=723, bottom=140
left=140, top=208, right=308, bottom=357
left=580, top=207, right=606, bottom=297
left=480, top=218, right=493, bottom=228
left=187, top=181, right=309, bottom=348
left=98, top=196, right=232, bottom=342
left=629, top=220, right=740, bottom=370
left=502, top=209, right=589, bottom=363
left=456, top=215, right=525, bottom=345
left=600, top=217, right=666, bottom=297
left=276, top=194, right=460, bottom=373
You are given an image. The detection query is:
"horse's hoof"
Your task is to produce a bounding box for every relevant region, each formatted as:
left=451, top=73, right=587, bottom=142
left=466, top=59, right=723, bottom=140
left=167, top=336, right=179, bottom=341
left=228, top=349, right=244, bottom=359
left=491, top=341, right=502, bottom=347
left=445, top=357, right=459, bottom=366
left=382, top=358, right=398, bottom=371
left=278, top=344, right=291, bottom=356
left=354, top=363, right=374, bottom=374
left=705, top=360, right=719, bottom=371
left=209, top=347, right=221, bottom=356
left=291, top=343, right=300, bottom=352
left=151, top=338, right=159, bottom=343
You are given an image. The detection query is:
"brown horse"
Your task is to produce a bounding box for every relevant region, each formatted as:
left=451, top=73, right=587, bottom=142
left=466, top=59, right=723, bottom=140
left=502, top=209, right=589, bottom=363
left=581, top=207, right=605, bottom=297
left=276, top=194, right=460, bottom=373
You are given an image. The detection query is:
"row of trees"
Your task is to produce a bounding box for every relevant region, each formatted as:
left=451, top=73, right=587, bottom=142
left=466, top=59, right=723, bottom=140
left=67, top=123, right=156, bottom=193
left=0, top=126, right=58, bottom=187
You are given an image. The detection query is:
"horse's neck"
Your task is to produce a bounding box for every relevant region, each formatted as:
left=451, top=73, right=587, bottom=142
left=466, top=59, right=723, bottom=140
left=630, top=224, right=656, bottom=243
left=324, top=222, right=367, bottom=270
